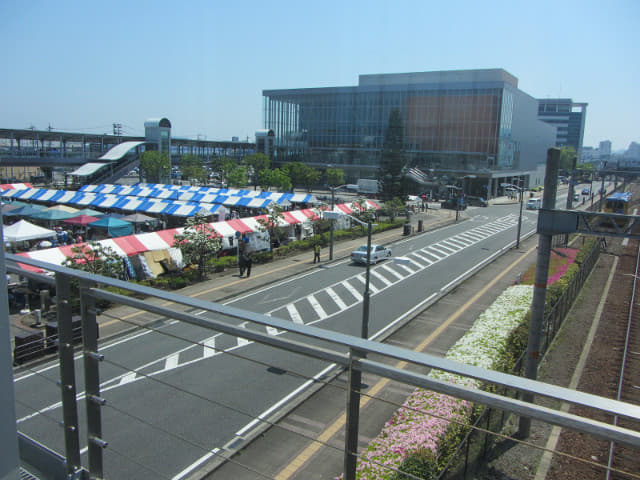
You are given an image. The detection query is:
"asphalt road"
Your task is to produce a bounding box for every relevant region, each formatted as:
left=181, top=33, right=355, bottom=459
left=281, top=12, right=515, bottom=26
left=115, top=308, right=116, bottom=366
left=13, top=183, right=609, bottom=479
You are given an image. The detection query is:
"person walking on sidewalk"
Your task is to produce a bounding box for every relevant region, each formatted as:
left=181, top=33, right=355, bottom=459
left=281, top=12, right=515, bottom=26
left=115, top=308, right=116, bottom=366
left=243, top=250, right=253, bottom=278
left=313, top=243, right=321, bottom=263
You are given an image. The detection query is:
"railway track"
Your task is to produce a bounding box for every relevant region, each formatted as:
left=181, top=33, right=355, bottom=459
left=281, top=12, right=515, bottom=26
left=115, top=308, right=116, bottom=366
left=607, top=236, right=640, bottom=479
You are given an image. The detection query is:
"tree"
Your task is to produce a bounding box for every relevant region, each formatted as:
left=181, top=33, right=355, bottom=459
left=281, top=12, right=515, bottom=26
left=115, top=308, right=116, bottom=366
left=62, top=242, right=125, bottom=279
left=271, top=169, right=292, bottom=192
left=180, top=154, right=207, bottom=183
left=283, top=162, right=320, bottom=191
left=212, top=157, right=237, bottom=184
left=226, top=167, right=248, bottom=188
left=258, top=168, right=291, bottom=191
left=173, top=213, right=222, bottom=281
left=326, top=168, right=344, bottom=188
left=243, top=153, right=271, bottom=189
left=381, top=197, right=405, bottom=222
left=558, top=146, right=578, bottom=173
left=301, top=167, right=321, bottom=192
left=380, top=108, right=408, bottom=200
left=256, top=203, right=285, bottom=250
left=140, top=151, right=171, bottom=183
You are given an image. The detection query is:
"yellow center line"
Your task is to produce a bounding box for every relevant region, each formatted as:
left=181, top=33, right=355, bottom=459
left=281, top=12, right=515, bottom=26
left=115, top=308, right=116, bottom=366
left=275, top=243, right=537, bottom=480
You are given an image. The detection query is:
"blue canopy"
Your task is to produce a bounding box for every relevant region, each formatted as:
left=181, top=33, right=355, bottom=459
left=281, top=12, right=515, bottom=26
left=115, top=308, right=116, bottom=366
left=88, top=216, right=133, bottom=238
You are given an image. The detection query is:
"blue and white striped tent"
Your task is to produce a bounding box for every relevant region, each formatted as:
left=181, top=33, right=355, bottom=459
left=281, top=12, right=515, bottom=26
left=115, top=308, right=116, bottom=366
left=0, top=188, right=225, bottom=217
left=79, top=183, right=317, bottom=206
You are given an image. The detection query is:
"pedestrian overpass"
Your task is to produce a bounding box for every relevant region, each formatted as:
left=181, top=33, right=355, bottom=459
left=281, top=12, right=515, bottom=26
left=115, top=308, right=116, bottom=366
left=68, top=141, right=147, bottom=186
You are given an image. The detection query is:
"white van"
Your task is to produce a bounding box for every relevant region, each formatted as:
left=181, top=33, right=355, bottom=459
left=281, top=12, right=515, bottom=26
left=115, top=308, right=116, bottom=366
left=526, top=198, right=542, bottom=210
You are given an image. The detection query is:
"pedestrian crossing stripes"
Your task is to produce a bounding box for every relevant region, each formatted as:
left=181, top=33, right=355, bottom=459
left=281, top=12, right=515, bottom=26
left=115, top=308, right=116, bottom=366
left=107, top=213, right=523, bottom=382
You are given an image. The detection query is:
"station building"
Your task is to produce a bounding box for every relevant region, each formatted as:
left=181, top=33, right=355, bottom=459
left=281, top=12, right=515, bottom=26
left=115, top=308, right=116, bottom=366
left=263, top=69, right=557, bottom=196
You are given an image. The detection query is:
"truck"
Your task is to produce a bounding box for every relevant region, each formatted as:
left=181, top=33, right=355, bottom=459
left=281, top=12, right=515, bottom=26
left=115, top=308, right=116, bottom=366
left=357, top=179, right=380, bottom=195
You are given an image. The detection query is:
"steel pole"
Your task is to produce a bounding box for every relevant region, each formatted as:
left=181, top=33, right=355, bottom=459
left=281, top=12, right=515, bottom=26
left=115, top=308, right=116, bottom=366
left=80, top=281, right=106, bottom=478
left=343, top=350, right=362, bottom=480
left=519, top=147, right=560, bottom=438
left=329, top=187, right=335, bottom=261
left=516, top=187, right=523, bottom=249
left=0, top=205, right=20, bottom=480
left=361, top=221, right=372, bottom=340
left=56, top=273, right=82, bottom=475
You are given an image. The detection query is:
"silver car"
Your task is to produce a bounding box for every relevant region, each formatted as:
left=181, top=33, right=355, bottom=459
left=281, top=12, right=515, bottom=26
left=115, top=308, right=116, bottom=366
left=351, top=244, right=392, bottom=264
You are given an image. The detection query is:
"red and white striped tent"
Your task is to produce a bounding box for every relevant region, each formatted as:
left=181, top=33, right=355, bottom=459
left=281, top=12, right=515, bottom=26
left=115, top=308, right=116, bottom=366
left=1, top=183, right=33, bottom=191
left=16, top=200, right=380, bottom=272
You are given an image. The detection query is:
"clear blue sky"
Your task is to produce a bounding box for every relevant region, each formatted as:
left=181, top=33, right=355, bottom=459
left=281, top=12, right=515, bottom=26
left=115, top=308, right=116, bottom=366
left=1, top=0, right=638, bottom=151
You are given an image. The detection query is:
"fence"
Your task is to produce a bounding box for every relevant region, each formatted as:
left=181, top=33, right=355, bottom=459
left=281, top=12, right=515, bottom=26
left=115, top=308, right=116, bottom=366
left=6, top=241, right=638, bottom=480
left=438, top=238, right=601, bottom=479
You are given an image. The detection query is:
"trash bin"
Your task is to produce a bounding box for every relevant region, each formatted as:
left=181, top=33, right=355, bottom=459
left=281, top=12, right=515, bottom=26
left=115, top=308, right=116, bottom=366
left=403, top=223, right=412, bottom=236
left=32, top=309, right=42, bottom=327
left=417, top=220, right=423, bottom=232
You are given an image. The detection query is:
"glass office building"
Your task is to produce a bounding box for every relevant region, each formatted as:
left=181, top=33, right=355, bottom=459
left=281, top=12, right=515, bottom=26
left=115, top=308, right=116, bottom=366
left=537, top=98, right=588, bottom=155
left=263, top=69, right=555, bottom=192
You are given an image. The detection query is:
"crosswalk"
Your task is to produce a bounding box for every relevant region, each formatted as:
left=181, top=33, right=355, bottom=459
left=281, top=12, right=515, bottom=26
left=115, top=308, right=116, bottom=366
left=266, top=213, right=521, bottom=327
left=100, top=214, right=523, bottom=387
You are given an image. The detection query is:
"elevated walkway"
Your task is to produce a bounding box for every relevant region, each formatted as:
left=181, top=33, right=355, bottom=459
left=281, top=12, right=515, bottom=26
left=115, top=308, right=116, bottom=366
left=69, top=141, right=146, bottom=185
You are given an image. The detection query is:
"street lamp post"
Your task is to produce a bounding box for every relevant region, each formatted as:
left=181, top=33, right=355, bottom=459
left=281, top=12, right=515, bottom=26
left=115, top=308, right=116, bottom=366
left=501, top=182, right=524, bottom=248
left=329, top=186, right=335, bottom=261
left=322, top=211, right=375, bottom=338
left=323, top=210, right=376, bottom=480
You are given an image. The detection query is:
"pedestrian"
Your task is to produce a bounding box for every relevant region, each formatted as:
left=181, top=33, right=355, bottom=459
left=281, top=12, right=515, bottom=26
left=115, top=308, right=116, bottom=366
left=238, top=249, right=246, bottom=277
left=243, top=250, right=253, bottom=278
left=313, top=243, right=321, bottom=264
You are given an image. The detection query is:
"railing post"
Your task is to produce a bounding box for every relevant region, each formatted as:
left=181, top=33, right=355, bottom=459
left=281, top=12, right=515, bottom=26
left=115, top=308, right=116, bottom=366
left=56, top=273, right=82, bottom=476
left=79, top=280, right=106, bottom=479
left=343, top=349, right=362, bottom=480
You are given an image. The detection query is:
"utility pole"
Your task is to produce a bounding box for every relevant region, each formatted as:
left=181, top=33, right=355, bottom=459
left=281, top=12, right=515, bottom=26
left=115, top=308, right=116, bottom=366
left=564, top=154, right=577, bottom=245
left=519, top=147, right=560, bottom=438
left=113, top=123, right=122, bottom=143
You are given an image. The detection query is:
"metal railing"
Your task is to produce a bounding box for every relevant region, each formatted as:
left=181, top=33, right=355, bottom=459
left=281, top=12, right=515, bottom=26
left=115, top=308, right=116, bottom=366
left=5, top=251, right=639, bottom=480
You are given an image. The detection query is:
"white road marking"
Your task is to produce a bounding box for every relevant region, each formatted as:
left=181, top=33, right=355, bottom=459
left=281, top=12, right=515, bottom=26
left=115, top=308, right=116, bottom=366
left=203, top=336, right=218, bottom=358
left=342, top=281, right=363, bottom=302
left=381, top=265, right=404, bottom=280
left=165, top=353, right=180, bottom=371
left=371, top=270, right=392, bottom=286
left=286, top=304, right=303, bottom=324
left=307, top=294, right=327, bottom=320
left=326, top=287, right=349, bottom=310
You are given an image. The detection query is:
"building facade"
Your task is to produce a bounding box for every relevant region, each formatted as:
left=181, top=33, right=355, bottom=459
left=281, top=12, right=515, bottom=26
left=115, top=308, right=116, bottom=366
left=537, top=98, right=588, bottom=156
left=263, top=69, right=555, bottom=195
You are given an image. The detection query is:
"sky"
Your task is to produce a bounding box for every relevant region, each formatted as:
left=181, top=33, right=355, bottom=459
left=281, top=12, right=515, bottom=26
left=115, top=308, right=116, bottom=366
left=1, top=0, right=638, bottom=151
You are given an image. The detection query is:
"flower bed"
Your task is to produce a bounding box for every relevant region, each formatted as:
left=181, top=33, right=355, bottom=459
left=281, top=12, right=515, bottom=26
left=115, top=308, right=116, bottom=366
left=351, top=285, right=534, bottom=479
left=520, top=248, right=578, bottom=286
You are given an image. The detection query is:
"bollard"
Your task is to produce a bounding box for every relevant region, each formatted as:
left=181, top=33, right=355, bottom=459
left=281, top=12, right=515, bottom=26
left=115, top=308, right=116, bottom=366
left=33, top=309, right=42, bottom=326
left=40, top=289, right=50, bottom=312
left=417, top=219, right=423, bottom=232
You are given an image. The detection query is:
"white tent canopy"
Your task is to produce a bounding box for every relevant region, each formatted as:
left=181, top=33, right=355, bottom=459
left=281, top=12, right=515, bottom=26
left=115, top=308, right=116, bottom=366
left=3, top=220, right=56, bottom=242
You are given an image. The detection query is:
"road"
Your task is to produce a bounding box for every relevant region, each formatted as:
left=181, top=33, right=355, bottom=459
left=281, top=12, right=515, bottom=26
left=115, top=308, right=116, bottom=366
left=12, top=185, right=603, bottom=479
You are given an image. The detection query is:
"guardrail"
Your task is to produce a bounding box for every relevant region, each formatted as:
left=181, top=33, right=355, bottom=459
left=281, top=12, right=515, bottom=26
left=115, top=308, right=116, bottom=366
left=5, top=252, right=639, bottom=480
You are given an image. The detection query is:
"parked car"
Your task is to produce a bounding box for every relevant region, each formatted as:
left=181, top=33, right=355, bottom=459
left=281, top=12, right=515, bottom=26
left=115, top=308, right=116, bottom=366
left=466, top=196, right=488, bottom=207
left=350, top=244, right=391, bottom=264
left=582, top=187, right=590, bottom=195
left=573, top=192, right=580, bottom=201
left=526, top=198, right=542, bottom=210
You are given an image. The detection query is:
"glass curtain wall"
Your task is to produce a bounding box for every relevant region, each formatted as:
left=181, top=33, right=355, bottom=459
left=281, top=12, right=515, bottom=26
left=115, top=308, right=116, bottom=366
left=264, top=84, right=514, bottom=173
